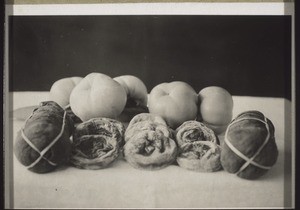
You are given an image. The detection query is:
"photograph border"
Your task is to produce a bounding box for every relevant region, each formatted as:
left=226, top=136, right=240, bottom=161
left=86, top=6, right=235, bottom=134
left=3, top=1, right=295, bottom=209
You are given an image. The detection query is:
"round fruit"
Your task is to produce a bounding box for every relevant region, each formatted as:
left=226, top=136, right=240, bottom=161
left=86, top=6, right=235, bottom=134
left=49, top=76, right=83, bottom=108
left=69, top=72, right=127, bottom=121
left=221, top=110, right=278, bottom=180
left=114, top=75, right=148, bottom=107
left=199, top=86, right=233, bottom=135
left=114, top=75, right=149, bottom=123
left=148, top=81, right=198, bottom=129
left=14, top=101, right=74, bottom=173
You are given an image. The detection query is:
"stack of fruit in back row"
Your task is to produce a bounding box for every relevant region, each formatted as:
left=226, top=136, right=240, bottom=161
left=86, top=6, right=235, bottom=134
left=14, top=72, right=279, bottom=180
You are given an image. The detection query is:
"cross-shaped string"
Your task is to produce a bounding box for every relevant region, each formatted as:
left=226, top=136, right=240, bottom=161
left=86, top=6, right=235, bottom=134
left=20, top=111, right=67, bottom=169
left=224, top=115, right=272, bottom=176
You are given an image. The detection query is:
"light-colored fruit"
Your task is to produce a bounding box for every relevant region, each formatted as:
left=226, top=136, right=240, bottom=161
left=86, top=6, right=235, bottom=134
left=198, top=86, right=233, bottom=135
left=148, top=81, right=198, bottom=129
left=69, top=72, right=127, bottom=121
left=49, top=76, right=83, bottom=108
left=113, top=75, right=148, bottom=107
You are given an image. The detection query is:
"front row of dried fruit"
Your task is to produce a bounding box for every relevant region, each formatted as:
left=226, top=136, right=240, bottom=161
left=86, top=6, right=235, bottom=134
left=14, top=73, right=278, bottom=180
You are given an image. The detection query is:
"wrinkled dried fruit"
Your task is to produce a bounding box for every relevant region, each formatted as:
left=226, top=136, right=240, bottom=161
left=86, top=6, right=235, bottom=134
left=176, top=121, right=219, bottom=146
left=70, top=118, right=125, bottom=169
left=123, top=113, right=177, bottom=170
left=125, top=121, right=173, bottom=143
left=14, top=101, right=74, bottom=173
left=175, top=121, right=222, bottom=172
left=221, top=110, right=278, bottom=180
left=124, top=130, right=177, bottom=170
left=126, top=113, right=168, bottom=130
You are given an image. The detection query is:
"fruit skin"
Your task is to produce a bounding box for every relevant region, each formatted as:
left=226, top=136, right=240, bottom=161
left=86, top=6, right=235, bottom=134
left=175, top=121, right=222, bottom=172
left=198, top=86, right=233, bottom=135
left=70, top=118, right=125, bottom=170
left=114, top=75, right=148, bottom=107
left=49, top=77, right=83, bottom=108
left=148, top=81, right=199, bottom=129
left=114, top=75, right=149, bottom=123
left=220, top=110, right=278, bottom=180
left=69, top=72, right=127, bottom=121
left=14, top=101, right=74, bottom=173
left=123, top=130, right=178, bottom=170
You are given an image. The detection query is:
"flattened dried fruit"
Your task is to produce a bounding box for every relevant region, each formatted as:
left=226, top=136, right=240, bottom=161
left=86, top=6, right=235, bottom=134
left=70, top=118, right=125, bottom=169
left=126, top=113, right=167, bottom=131
left=123, top=130, right=177, bottom=170
left=176, top=121, right=219, bottom=146
left=14, top=101, right=74, bottom=173
left=125, top=120, right=172, bottom=143
left=221, top=110, right=278, bottom=180
left=175, top=121, right=222, bottom=172
left=177, top=141, right=222, bottom=172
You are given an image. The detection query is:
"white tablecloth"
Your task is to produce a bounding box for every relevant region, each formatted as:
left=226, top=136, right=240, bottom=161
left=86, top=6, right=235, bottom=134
left=8, top=92, right=293, bottom=208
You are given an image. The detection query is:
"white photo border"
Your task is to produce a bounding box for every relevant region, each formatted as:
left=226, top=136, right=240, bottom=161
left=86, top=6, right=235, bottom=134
left=4, top=2, right=295, bottom=209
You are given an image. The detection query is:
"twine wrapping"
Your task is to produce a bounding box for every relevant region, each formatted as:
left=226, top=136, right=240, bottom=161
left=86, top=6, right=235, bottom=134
left=21, top=110, right=67, bottom=169
left=224, top=115, right=272, bottom=176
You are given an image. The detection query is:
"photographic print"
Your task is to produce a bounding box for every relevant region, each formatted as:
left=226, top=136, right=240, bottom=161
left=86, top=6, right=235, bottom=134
left=3, top=1, right=295, bottom=209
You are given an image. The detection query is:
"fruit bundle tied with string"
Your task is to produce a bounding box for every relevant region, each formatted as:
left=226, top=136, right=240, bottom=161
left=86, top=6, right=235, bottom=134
left=175, top=121, right=222, bottom=172
left=14, top=101, right=74, bottom=173
left=221, top=110, right=278, bottom=180
left=70, top=118, right=125, bottom=169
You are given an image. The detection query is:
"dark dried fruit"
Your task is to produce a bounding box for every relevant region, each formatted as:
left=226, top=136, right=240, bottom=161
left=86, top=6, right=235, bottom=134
left=70, top=118, right=125, bottom=169
left=175, top=121, right=222, bottom=172
left=64, top=105, right=82, bottom=126
left=221, top=110, right=278, bottom=180
left=116, top=97, right=149, bottom=123
left=14, top=101, right=74, bottom=173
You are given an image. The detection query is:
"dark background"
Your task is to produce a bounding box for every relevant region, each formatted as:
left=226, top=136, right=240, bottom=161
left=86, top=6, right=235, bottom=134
left=9, top=15, right=291, bottom=99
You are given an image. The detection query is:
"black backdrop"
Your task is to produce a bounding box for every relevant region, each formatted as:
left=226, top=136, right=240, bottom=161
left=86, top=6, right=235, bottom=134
left=9, top=15, right=291, bottom=99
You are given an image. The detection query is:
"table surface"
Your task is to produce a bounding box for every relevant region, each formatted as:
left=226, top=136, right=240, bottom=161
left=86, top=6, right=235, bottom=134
left=9, top=91, right=293, bottom=209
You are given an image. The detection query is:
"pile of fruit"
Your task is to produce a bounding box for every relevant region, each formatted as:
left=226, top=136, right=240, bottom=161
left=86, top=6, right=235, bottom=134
left=14, top=72, right=278, bottom=180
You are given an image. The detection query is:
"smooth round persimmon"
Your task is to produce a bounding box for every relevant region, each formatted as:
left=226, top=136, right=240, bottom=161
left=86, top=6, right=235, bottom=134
left=198, top=86, right=233, bottom=135
left=70, top=72, right=127, bottom=121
